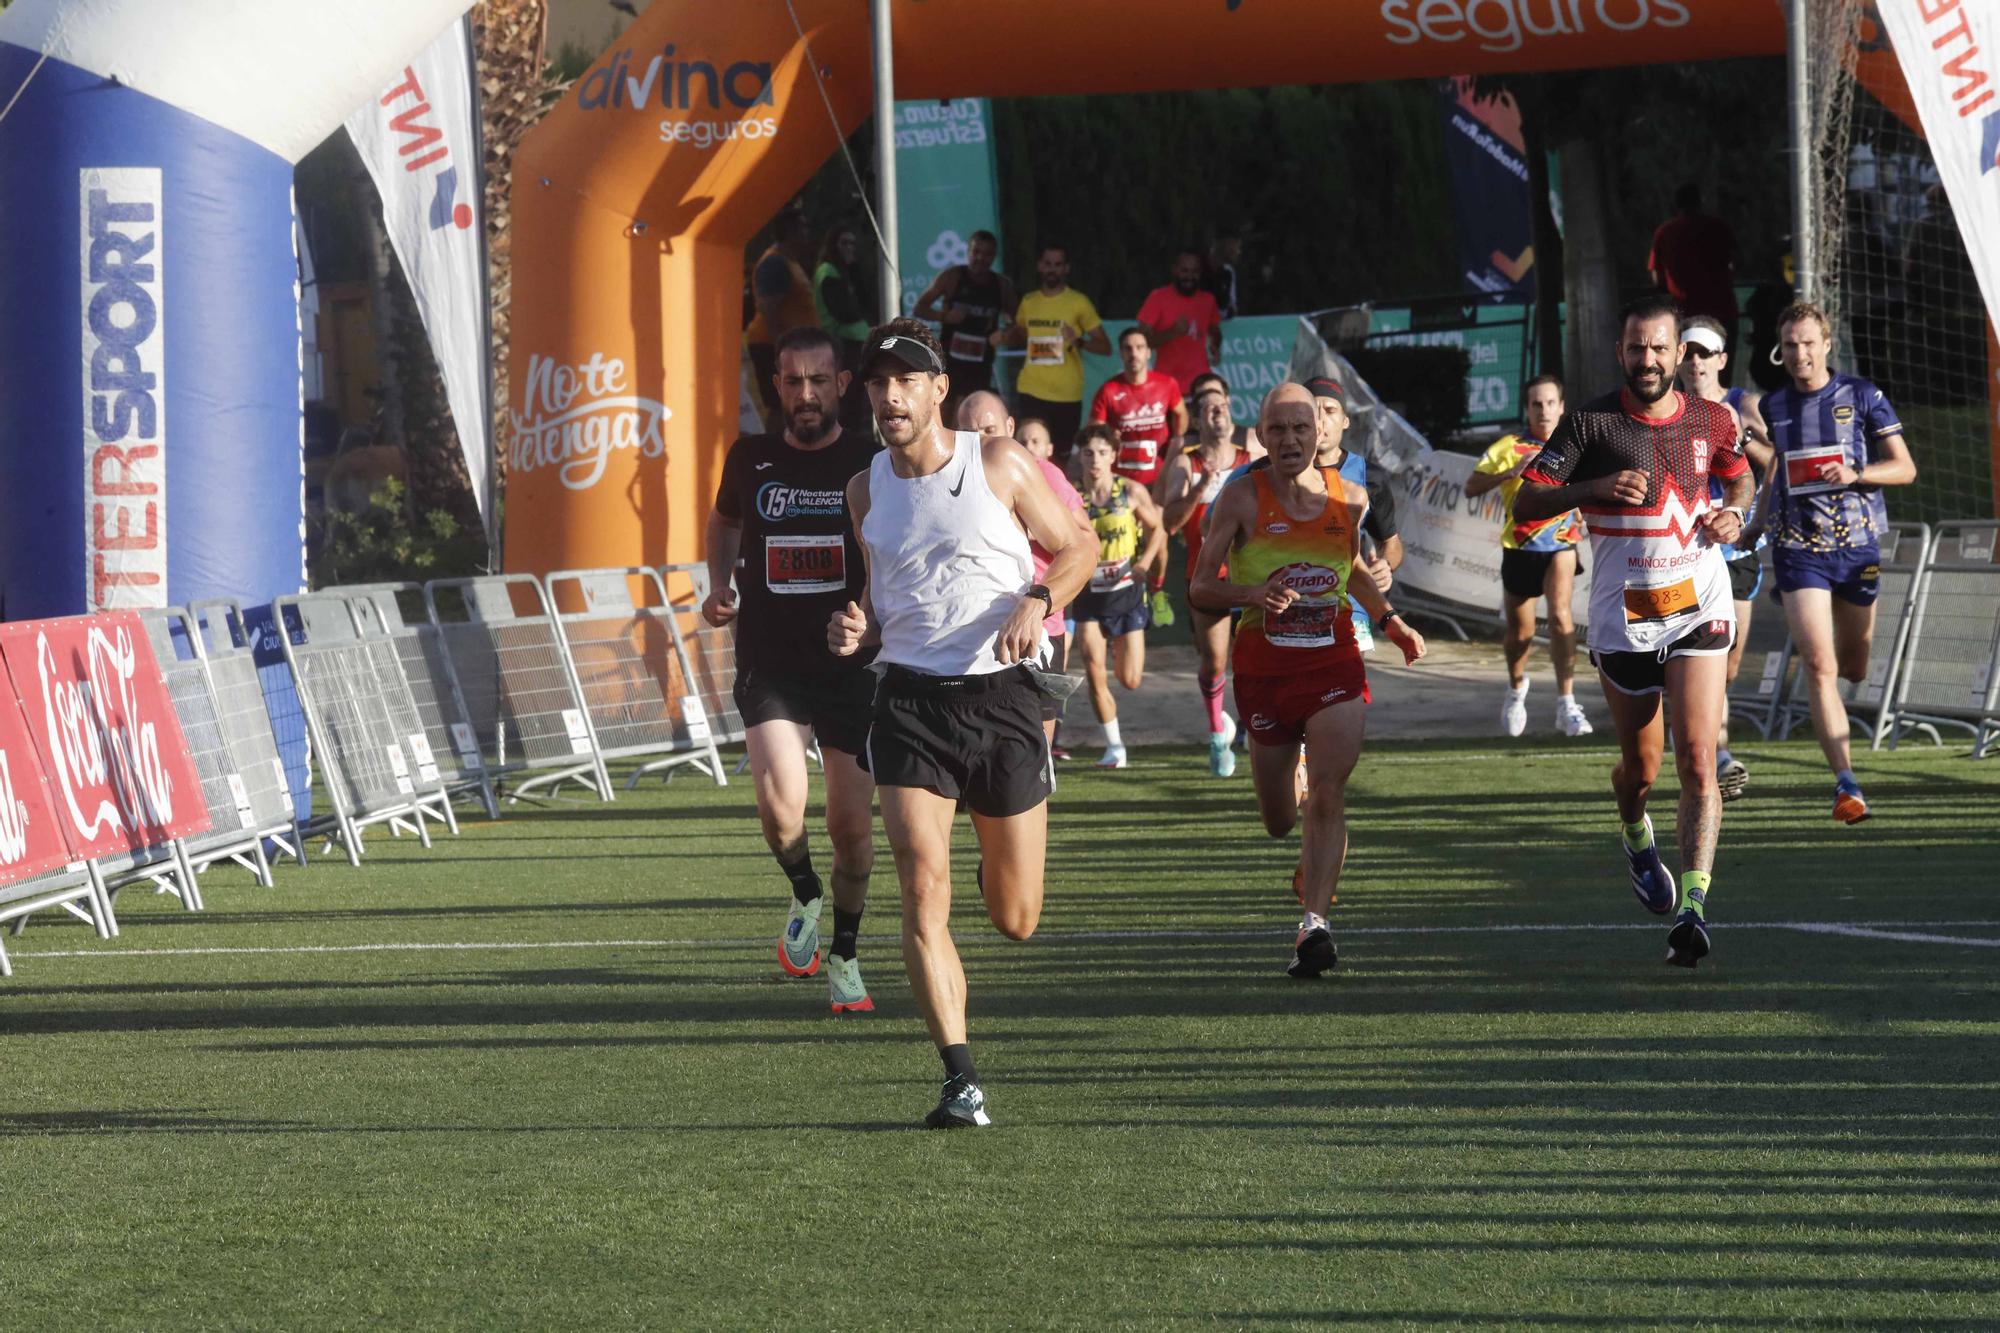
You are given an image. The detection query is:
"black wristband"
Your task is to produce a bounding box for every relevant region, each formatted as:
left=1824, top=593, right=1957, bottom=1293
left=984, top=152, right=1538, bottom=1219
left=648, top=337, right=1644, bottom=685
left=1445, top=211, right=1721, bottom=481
left=1377, top=607, right=1403, bottom=629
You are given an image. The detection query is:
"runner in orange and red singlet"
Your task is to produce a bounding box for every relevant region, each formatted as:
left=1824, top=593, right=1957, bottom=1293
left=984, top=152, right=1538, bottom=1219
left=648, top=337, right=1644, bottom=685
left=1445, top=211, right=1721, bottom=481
left=1191, top=384, right=1426, bottom=979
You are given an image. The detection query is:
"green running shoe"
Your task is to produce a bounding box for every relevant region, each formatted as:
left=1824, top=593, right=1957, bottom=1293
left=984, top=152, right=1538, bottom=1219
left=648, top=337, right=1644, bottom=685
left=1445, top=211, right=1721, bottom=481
left=778, top=897, right=823, bottom=977
left=826, top=954, right=873, bottom=1013
left=1148, top=588, right=1175, bottom=628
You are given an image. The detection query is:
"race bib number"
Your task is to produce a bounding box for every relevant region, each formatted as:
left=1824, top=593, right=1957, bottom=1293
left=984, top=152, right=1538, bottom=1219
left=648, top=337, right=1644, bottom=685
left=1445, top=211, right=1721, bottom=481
left=1784, top=444, right=1848, bottom=497
left=948, top=332, right=988, bottom=364
left=1090, top=559, right=1134, bottom=593
left=1027, top=334, right=1066, bottom=366
left=1623, top=573, right=1700, bottom=624
left=766, top=534, right=846, bottom=596
left=1117, top=440, right=1158, bottom=474
left=1266, top=599, right=1344, bottom=649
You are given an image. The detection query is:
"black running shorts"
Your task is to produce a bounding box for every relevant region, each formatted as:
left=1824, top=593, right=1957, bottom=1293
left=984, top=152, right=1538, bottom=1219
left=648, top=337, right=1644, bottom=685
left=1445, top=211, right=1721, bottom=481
left=865, top=664, right=1054, bottom=817
left=1726, top=554, right=1764, bottom=603
left=1499, top=546, right=1580, bottom=601
left=1591, top=618, right=1735, bottom=697
left=734, top=664, right=878, bottom=755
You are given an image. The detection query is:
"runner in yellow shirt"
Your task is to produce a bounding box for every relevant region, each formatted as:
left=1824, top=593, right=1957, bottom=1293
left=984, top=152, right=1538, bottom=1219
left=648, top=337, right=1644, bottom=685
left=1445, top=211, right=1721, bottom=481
left=995, top=241, right=1110, bottom=463
left=1466, top=373, right=1591, bottom=739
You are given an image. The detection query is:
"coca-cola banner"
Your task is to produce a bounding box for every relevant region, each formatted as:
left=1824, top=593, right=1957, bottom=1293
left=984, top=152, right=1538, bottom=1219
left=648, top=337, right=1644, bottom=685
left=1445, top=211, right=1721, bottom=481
left=0, top=690, right=77, bottom=884
left=0, top=612, right=209, bottom=857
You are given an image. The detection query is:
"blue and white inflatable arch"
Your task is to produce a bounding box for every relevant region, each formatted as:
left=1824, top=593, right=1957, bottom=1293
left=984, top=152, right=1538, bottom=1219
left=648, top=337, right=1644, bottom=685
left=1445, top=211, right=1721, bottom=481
left=0, top=0, right=472, bottom=619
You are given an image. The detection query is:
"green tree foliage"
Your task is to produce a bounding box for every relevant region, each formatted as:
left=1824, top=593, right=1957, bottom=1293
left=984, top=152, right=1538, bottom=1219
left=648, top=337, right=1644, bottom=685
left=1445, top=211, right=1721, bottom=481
left=310, top=478, right=485, bottom=588
left=993, top=82, right=1458, bottom=314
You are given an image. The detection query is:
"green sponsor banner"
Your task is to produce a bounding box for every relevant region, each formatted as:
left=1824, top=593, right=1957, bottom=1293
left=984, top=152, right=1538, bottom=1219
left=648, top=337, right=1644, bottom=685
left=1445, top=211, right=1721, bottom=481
left=1369, top=303, right=1532, bottom=425
left=1080, top=314, right=1301, bottom=426
left=894, top=99, right=1001, bottom=316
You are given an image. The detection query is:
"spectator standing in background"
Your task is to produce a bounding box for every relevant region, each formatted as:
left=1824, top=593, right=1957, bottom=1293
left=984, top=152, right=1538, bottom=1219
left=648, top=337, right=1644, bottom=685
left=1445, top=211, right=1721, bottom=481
left=1137, top=247, right=1224, bottom=398
left=746, top=206, right=822, bottom=428
left=997, top=241, right=1110, bottom=465
left=1207, top=230, right=1243, bottom=321
left=814, top=224, right=875, bottom=433
left=913, top=229, right=1018, bottom=424
left=1648, top=184, right=1739, bottom=382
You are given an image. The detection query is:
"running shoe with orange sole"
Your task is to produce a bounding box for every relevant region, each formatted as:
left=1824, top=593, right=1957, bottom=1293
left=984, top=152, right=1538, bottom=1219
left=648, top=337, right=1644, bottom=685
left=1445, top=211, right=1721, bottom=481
left=779, top=897, right=823, bottom=977
left=1834, top=782, right=1870, bottom=825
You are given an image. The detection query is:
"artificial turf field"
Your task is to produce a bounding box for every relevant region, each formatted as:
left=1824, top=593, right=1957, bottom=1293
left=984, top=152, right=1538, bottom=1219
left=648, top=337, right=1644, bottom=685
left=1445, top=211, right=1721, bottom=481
left=3, top=738, right=1997, bottom=1329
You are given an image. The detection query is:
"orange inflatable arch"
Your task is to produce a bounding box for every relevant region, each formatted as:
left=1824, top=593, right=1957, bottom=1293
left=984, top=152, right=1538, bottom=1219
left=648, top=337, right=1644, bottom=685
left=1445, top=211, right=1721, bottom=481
left=503, top=0, right=1792, bottom=577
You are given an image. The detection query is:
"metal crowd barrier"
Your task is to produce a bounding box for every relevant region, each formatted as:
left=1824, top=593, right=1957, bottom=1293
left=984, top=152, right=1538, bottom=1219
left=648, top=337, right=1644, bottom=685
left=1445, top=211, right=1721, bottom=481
left=424, top=574, right=610, bottom=801
left=1885, top=521, right=2000, bottom=756
left=1726, top=547, right=1789, bottom=741
left=659, top=563, right=747, bottom=747
left=1, top=867, right=111, bottom=978
left=347, top=584, right=496, bottom=819
left=1779, top=522, right=1931, bottom=747
left=274, top=592, right=450, bottom=865
left=545, top=567, right=726, bottom=789
left=139, top=607, right=274, bottom=890
left=190, top=599, right=305, bottom=867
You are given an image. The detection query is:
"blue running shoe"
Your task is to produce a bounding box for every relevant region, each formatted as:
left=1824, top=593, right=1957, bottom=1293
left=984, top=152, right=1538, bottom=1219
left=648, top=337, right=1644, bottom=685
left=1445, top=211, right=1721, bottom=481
left=1665, top=908, right=1711, bottom=968
left=1623, top=816, right=1675, bottom=915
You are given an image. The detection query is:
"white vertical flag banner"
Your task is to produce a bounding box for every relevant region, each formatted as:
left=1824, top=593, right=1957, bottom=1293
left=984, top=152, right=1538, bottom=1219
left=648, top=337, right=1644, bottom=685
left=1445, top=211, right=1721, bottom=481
left=344, top=17, right=491, bottom=526
left=1876, top=0, right=2000, bottom=325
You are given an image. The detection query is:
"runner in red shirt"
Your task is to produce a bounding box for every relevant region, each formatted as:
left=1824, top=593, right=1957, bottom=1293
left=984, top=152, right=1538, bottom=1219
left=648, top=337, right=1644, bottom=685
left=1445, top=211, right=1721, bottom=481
left=1088, top=326, right=1186, bottom=625
left=1136, top=248, right=1224, bottom=397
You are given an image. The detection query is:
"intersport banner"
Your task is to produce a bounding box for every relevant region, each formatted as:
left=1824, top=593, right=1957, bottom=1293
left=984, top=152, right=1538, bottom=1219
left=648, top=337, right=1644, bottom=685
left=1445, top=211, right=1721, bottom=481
left=895, top=99, right=1002, bottom=317
left=0, top=689, right=80, bottom=885
left=0, top=612, right=209, bottom=858
left=345, top=16, right=491, bottom=526
left=1875, top=0, right=2000, bottom=319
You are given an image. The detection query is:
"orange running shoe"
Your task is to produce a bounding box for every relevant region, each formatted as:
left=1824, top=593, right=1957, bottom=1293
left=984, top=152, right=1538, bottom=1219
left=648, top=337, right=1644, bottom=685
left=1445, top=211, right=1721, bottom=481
left=1833, top=785, right=1871, bottom=825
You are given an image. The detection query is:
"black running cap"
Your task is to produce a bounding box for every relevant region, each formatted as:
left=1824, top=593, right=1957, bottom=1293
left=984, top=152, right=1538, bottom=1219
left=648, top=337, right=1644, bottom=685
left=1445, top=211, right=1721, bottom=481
left=1304, top=375, right=1349, bottom=406
left=862, top=334, right=944, bottom=376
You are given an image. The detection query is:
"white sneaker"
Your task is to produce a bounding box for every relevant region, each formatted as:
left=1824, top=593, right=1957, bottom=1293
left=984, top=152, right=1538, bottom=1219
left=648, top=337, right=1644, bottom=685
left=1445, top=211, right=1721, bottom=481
left=826, top=954, right=873, bottom=1013
left=1556, top=697, right=1594, bottom=737
left=1096, top=745, right=1128, bottom=769
left=1501, top=688, right=1528, bottom=737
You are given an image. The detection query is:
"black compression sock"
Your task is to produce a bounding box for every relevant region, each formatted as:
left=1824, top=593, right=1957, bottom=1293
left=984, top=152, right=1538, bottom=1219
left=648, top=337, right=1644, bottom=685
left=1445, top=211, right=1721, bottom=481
left=940, top=1043, right=978, bottom=1086
left=775, top=838, right=822, bottom=905
left=831, top=906, right=862, bottom=960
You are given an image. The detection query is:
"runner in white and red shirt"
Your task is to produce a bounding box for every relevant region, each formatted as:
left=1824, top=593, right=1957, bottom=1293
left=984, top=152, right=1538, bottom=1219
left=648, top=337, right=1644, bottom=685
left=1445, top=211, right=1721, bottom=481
left=1513, top=295, right=1752, bottom=971
left=1088, top=326, right=1186, bottom=626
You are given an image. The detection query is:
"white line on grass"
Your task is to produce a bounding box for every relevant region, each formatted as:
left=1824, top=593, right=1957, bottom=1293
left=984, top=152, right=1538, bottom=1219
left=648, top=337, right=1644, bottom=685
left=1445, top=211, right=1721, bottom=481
left=11, top=919, right=2000, bottom=962
left=1785, top=922, right=2000, bottom=949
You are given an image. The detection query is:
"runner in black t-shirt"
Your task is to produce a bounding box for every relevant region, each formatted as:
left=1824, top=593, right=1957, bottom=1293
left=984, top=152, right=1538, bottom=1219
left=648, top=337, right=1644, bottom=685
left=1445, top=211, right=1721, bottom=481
left=705, top=326, right=883, bottom=1013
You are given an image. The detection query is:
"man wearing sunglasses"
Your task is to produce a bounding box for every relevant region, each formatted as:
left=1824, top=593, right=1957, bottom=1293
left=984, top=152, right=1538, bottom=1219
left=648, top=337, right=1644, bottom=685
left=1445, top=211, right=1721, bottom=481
left=1677, top=316, right=1772, bottom=802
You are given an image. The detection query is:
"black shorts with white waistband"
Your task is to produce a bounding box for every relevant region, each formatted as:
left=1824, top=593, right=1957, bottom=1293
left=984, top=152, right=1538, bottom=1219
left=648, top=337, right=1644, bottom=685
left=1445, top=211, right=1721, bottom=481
left=1591, top=618, right=1735, bottom=697
left=864, top=663, right=1054, bottom=817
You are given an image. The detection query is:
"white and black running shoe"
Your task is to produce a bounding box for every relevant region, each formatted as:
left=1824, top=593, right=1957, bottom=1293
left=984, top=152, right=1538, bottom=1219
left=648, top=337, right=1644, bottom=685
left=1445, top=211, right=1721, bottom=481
left=924, top=1074, right=991, bottom=1129
left=1287, top=924, right=1338, bottom=979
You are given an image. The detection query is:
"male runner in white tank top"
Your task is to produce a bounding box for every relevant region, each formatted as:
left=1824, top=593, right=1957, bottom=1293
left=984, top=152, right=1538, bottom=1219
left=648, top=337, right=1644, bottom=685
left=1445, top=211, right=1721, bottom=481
left=829, top=318, right=1094, bottom=1129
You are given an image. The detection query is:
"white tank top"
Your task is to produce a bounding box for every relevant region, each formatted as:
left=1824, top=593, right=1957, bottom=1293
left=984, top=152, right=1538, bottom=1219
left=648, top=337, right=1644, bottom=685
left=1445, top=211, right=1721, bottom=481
left=862, top=430, right=1036, bottom=676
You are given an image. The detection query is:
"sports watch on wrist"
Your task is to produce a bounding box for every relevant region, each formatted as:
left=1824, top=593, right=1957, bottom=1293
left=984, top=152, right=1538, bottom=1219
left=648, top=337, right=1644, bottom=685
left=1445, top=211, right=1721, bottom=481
left=1025, top=584, right=1053, bottom=615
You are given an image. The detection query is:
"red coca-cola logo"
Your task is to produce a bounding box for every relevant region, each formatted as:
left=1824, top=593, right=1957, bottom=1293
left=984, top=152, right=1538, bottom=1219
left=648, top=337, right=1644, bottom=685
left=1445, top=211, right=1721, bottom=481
left=35, top=622, right=178, bottom=838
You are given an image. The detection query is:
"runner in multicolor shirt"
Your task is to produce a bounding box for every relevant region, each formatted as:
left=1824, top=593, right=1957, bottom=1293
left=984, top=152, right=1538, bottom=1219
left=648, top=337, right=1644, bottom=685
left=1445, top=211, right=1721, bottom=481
left=1515, top=296, right=1752, bottom=969
left=1466, top=373, right=1592, bottom=739
left=1748, top=302, right=1916, bottom=824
